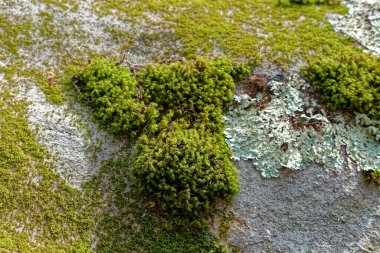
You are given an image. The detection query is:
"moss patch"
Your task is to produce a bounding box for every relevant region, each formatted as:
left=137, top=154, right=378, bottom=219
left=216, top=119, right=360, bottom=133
left=89, top=157, right=228, bottom=252
left=0, top=91, right=93, bottom=252
left=93, top=0, right=351, bottom=67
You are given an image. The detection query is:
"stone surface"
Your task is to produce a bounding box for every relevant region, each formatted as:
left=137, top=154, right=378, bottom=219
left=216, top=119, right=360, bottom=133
left=228, top=161, right=380, bottom=253
left=329, top=0, right=380, bottom=55
left=226, top=72, right=380, bottom=252
left=21, top=85, right=125, bottom=188
left=0, top=0, right=161, bottom=188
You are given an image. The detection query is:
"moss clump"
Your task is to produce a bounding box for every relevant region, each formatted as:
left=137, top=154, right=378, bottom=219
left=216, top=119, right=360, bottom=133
left=141, top=58, right=235, bottom=115
left=75, top=59, right=159, bottom=138
left=74, top=57, right=243, bottom=217
left=362, top=169, right=380, bottom=186
left=302, top=50, right=380, bottom=121
left=139, top=57, right=242, bottom=134
left=90, top=157, right=229, bottom=252
left=134, top=129, right=239, bottom=216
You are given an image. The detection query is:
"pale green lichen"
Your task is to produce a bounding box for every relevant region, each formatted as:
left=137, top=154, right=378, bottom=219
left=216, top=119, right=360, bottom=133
left=356, top=114, right=380, bottom=141
left=224, top=75, right=380, bottom=177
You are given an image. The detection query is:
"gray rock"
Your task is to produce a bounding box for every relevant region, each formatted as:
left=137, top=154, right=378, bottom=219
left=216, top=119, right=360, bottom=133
left=20, top=84, right=126, bottom=188
left=228, top=161, right=380, bottom=253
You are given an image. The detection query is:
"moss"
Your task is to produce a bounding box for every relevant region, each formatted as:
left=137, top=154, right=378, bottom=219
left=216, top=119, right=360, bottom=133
left=0, top=91, right=94, bottom=252
left=94, top=0, right=350, bottom=68
left=74, top=57, right=242, bottom=217
left=362, top=168, right=380, bottom=186
left=302, top=49, right=380, bottom=138
left=88, top=157, right=229, bottom=253
left=278, top=0, right=341, bottom=5
left=134, top=129, right=239, bottom=216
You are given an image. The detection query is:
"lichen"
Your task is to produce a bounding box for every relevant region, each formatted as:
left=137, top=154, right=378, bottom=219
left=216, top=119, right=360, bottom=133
left=356, top=113, right=380, bottom=141
left=224, top=74, right=380, bottom=177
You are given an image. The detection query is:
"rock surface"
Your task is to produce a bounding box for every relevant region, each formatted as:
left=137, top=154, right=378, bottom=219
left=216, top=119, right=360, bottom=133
left=225, top=2, right=380, bottom=250
left=329, top=0, right=380, bottom=55
left=228, top=161, right=380, bottom=253
left=224, top=74, right=380, bottom=178
left=22, top=85, right=125, bottom=188
left=0, top=0, right=147, bottom=188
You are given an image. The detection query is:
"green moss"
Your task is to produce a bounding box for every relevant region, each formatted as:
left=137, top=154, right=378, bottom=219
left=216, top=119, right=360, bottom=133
left=75, top=59, right=160, bottom=138
left=74, top=57, right=242, bottom=217
left=37, top=0, right=79, bottom=11
left=134, top=129, right=239, bottom=216
left=362, top=168, right=380, bottom=186
left=88, top=157, right=228, bottom=253
left=94, top=0, right=349, bottom=67
left=138, top=57, right=240, bottom=135
left=278, top=0, right=341, bottom=5
left=0, top=91, right=94, bottom=252
left=302, top=49, right=380, bottom=137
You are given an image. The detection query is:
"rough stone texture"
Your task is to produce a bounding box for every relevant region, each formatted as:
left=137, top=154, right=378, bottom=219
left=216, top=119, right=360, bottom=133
left=228, top=161, right=380, bottom=253
left=20, top=85, right=125, bottom=188
left=329, top=0, right=380, bottom=55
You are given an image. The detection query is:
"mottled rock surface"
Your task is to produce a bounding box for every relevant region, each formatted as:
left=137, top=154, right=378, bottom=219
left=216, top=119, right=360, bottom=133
left=329, top=0, right=380, bottom=55
left=22, top=85, right=125, bottom=188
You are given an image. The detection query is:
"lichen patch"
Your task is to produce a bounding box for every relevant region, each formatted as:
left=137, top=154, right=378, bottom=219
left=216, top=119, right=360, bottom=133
left=224, top=74, right=380, bottom=177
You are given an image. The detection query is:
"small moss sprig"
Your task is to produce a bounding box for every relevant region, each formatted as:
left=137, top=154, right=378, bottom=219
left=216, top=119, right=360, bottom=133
left=362, top=169, right=380, bottom=186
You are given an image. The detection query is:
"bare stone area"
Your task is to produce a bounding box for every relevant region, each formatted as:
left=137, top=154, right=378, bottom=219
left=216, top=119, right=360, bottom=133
left=22, top=85, right=126, bottom=188
left=229, top=161, right=380, bottom=253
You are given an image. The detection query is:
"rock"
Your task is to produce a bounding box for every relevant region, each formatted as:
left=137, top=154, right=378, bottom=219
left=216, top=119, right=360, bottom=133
left=328, top=0, right=380, bottom=55
left=228, top=161, right=380, bottom=252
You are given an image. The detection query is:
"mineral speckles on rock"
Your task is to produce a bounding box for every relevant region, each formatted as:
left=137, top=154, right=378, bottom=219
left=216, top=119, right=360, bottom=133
left=24, top=85, right=125, bottom=188
left=329, top=0, right=380, bottom=55
left=224, top=74, right=380, bottom=178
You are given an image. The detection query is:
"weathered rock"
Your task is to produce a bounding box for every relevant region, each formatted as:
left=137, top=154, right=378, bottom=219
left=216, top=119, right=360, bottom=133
left=21, top=85, right=126, bottom=188
left=0, top=0, right=156, bottom=188
left=329, top=0, right=380, bottom=55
